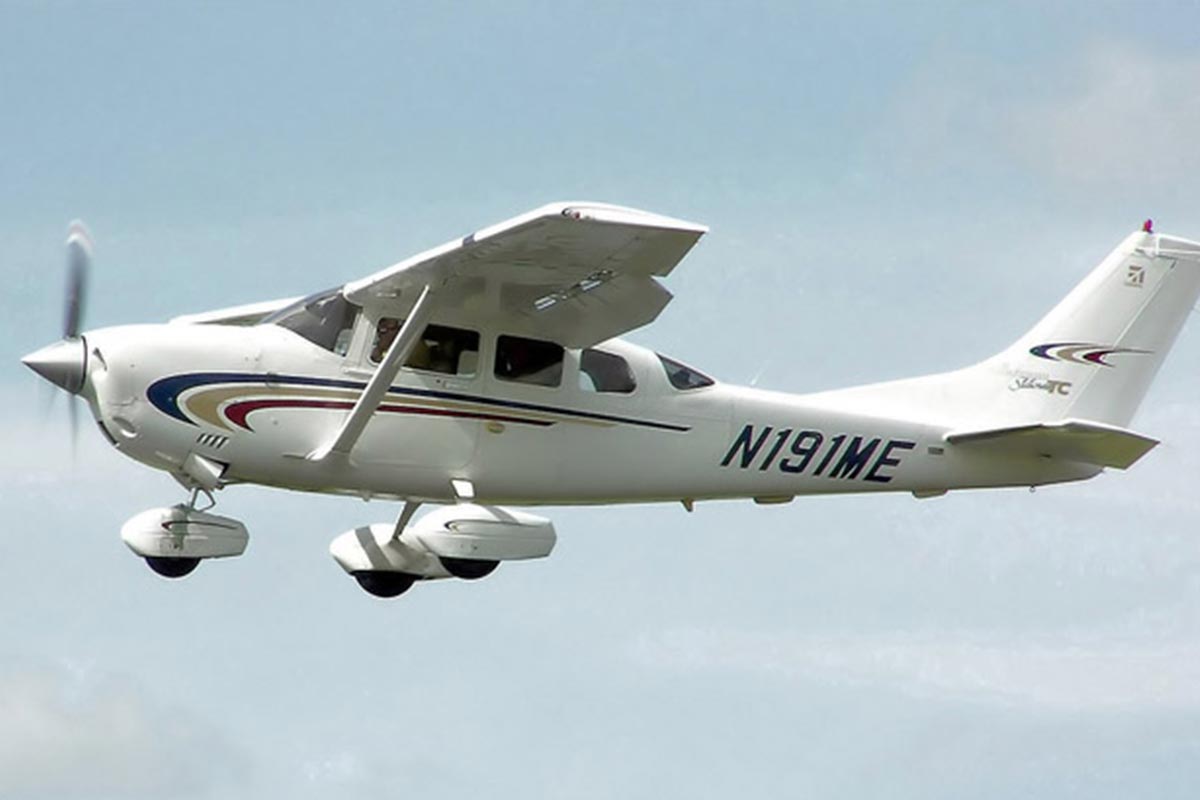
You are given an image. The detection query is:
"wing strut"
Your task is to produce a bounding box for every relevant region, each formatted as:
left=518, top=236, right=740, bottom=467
left=392, top=500, right=421, bottom=541
left=309, top=285, right=437, bottom=461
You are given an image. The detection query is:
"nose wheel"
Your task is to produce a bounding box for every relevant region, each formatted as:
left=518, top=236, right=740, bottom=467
left=122, top=487, right=248, bottom=581
left=145, top=556, right=201, bottom=579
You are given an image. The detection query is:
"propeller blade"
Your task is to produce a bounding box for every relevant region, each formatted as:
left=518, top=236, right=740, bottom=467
left=64, top=220, right=92, bottom=339
left=69, top=394, right=79, bottom=458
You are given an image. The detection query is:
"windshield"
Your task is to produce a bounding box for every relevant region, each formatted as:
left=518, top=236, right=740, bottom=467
left=657, top=354, right=714, bottom=390
left=263, top=288, right=359, bottom=355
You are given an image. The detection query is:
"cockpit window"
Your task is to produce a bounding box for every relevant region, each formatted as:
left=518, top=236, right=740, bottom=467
left=579, top=348, right=636, bottom=394
left=657, top=354, right=714, bottom=390
left=264, top=289, right=359, bottom=356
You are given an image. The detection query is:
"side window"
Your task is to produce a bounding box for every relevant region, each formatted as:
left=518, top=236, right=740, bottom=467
left=579, top=349, right=636, bottom=394
left=494, top=335, right=563, bottom=387
left=407, top=324, right=480, bottom=376
left=370, top=319, right=480, bottom=376
left=658, top=354, right=715, bottom=390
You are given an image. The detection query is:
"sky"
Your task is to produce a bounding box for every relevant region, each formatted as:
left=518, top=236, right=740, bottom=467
left=4, top=1, right=1200, bottom=797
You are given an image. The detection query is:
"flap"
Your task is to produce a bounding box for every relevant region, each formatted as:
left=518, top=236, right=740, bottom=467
left=944, top=418, right=1159, bottom=470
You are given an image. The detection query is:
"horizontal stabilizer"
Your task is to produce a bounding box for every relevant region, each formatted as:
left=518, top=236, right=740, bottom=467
left=944, top=419, right=1159, bottom=470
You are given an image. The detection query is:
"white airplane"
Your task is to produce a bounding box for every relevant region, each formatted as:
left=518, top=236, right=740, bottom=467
left=21, top=204, right=1200, bottom=598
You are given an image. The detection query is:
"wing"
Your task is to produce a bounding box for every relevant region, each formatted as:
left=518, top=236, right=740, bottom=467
left=342, top=202, right=707, bottom=348
left=170, top=296, right=302, bottom=327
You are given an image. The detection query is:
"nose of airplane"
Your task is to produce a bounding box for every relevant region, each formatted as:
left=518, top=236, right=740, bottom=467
left=22, top=338, right=87, bottom=394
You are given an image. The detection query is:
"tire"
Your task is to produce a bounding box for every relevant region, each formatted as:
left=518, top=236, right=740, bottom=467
left=439, top=556, right=499, bottom=580
left=145, top=556, right=201, bottom=579
left=352, top=570, right=417, bottom=598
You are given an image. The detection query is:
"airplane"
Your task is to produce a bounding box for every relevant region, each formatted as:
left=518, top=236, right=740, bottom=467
left=21, top=204, right=1200, bottom=598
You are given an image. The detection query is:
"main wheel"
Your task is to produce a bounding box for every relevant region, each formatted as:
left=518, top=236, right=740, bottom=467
left=145, top=556, right=200, bottom=579
left=352, top=570, right=416, bottom=598
left=439, top=556, right=499, bottom=580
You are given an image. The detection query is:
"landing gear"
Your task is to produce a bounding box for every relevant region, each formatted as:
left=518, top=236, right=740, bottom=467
left=439, top=556, right=499, bottom=580
left=352, top=570, right=417, bottom=598
left=345, top=500, right=425, bottom=597
left=145, top=556, right=201, bottom=579
left=121, top=487, right=248, bottom=581
left=330, top=501, right=556, bottom=597
left=139, top=490, right=212, bottom=582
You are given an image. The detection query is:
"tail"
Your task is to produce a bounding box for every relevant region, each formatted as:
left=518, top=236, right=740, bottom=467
left=810, top=223, right=1200, bottom=473
left=984, top=223, right=1200, bottom=429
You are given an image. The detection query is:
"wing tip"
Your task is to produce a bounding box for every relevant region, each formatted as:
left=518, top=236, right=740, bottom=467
left=539, top=201, right=708, bottom=235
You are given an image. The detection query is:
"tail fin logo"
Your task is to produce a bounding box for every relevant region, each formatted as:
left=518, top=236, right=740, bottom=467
left=1030, top=342, right=1151, bottom=367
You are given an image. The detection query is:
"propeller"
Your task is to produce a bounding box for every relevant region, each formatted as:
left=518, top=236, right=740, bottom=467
left=22, top=221, right=94, bottom=449
left=64, top=220, right=91, bottom=339
left=64, top=221, right=91, bottom=446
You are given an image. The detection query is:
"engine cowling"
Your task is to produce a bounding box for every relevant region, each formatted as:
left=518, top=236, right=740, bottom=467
left=329, top=504, right=556, bottom=586
left=121, top=505, right=249, bottom=561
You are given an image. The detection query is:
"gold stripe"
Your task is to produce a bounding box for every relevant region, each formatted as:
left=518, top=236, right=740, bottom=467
left=182, top=383, right=610, bottom=429
left=185, top=386, right=358, bottom=430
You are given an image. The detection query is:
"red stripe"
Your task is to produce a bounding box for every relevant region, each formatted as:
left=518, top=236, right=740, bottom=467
left=225, top=399, right=350, bottom=430
left=222, top=398, right=553, bottom=431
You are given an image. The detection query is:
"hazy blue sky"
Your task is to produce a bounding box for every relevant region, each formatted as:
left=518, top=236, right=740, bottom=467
left=4, top=2, right=1200, bottom=798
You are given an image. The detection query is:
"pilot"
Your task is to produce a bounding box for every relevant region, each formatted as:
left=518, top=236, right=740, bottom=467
left=370, top=318, right=401, bottom=362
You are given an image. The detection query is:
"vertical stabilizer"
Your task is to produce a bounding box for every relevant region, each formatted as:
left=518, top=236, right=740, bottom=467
left=990, top=226, right=1200, bottom=427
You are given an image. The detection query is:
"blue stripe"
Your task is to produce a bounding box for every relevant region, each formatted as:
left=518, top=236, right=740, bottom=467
left=146, top=372, right=691, bottom=432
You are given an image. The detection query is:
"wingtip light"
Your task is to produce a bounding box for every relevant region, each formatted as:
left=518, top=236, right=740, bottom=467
left=67, top=219, right=94, bottom=254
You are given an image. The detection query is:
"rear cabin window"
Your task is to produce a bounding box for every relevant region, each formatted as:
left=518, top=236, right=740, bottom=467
left=494, top=335, right=563, bottom=387
left=658, top=354, right=714, bottom=390
left=579, top=349, right=636, bottom=394
left=265, top=289, right=358, bottom=356
left=370, top=318, right=480, bottom=376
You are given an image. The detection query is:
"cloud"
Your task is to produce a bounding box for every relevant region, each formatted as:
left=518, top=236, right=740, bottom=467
left=877, top=41, right=1200, bottom=194
left=629, top=628, right=1200, bottom=711
left=1007, top=43, right=1200, bottom=186
left=0, top=661, right=249, bottom=799
left=301, top=751, right=369, bottom=785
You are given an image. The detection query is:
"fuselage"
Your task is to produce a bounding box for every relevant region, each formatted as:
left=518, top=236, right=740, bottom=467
left=77, top=313, right=1096, bottom=507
